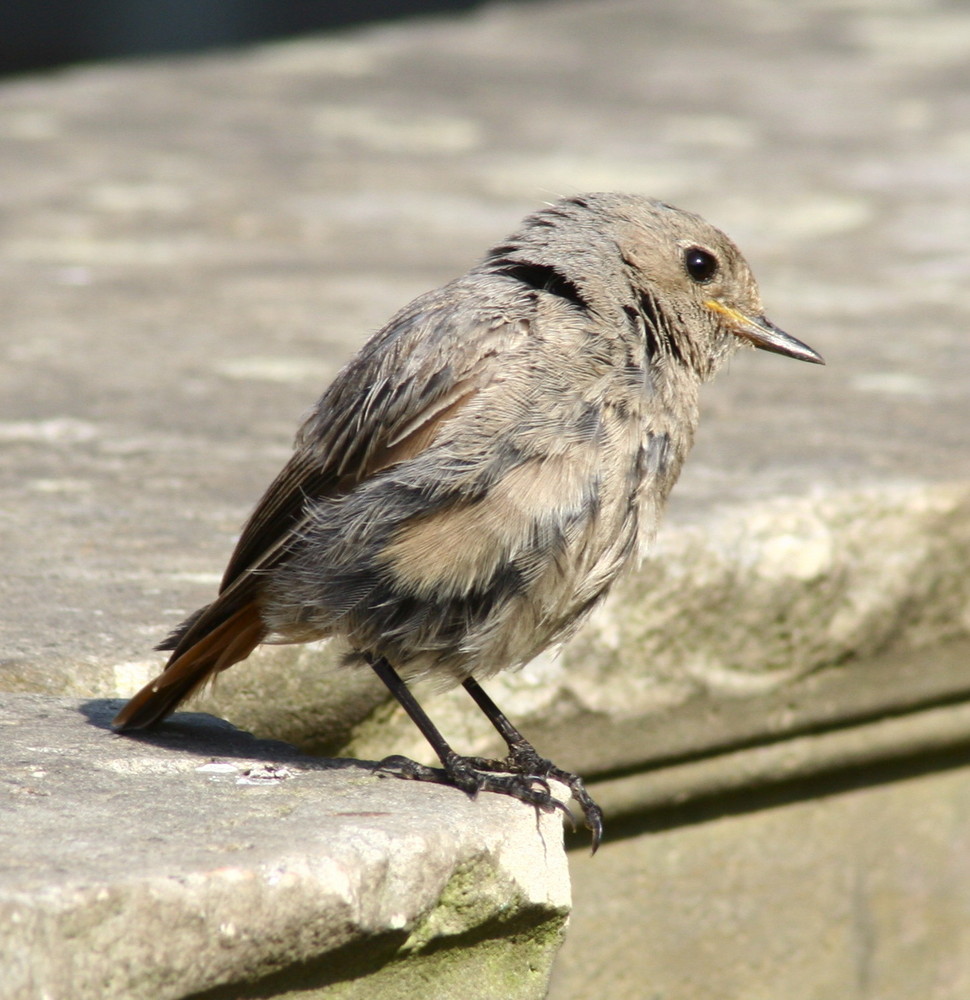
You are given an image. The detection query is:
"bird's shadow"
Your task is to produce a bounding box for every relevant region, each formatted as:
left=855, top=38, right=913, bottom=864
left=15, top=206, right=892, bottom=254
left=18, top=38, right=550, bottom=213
left=80, top=698, right=376, bottom=774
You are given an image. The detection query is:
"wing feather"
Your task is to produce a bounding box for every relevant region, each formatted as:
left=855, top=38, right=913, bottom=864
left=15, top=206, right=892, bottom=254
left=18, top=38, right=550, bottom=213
left=219, top=285, right=527, bottom=591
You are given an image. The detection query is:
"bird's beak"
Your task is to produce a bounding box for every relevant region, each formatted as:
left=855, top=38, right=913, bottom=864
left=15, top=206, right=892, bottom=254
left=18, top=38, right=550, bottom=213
left=705, top=300, right=825, bottom=365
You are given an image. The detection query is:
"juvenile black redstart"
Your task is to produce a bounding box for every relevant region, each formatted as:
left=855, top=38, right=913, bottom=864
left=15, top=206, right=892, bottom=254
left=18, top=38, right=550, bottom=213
left=113, top=193, right=823, bottom=849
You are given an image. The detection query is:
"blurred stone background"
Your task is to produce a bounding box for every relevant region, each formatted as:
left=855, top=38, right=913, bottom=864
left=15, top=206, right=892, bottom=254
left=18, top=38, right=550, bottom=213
left=3, top=1, right=970, bottom=997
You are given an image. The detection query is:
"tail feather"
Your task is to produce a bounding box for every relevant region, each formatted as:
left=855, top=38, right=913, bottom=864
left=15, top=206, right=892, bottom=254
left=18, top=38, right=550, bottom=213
left=155, top=604, right=208, bottom=652
left=112, top=602, right=266, bottom=731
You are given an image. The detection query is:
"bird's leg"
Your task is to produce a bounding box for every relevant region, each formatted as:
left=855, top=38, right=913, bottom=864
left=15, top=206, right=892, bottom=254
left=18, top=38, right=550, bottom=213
left=367, top=656, right=569, bottom=820
left=461, top=677, right=604, bottom=851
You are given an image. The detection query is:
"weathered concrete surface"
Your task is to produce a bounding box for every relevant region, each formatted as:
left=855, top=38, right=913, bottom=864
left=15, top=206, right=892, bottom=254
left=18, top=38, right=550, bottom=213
left=0, top=695, right=569, bottom=1000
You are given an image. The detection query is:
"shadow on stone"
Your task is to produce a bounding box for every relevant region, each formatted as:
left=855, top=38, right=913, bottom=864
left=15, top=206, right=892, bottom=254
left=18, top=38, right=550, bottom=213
left=183, top=905, right=565, bottom=1000
left=182, top=932, right=409, bottom=1000
left=565, top=736, right=970, bottom=851
left=79, top=697, right=377, bottom=774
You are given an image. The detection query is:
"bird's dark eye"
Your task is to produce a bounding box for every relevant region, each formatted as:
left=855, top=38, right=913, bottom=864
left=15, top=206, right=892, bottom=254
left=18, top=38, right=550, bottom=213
left=684, top=247, right=719, bottom=283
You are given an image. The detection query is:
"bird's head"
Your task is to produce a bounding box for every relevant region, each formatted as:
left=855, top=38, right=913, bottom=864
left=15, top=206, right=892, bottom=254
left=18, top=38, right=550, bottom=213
left=606, top=195, right=824, bottom=377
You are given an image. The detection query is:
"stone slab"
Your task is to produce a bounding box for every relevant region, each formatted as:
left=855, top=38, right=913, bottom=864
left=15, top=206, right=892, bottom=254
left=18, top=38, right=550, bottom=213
left=0, top=694, right=569, bottom=1000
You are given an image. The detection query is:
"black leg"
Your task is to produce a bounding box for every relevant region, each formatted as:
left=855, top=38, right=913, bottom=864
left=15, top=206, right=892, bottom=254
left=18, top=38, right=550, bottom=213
left=367, top=656, right=570, bottom=821
left=462, top=677, right=604, bottom=852
left=368, top=655, right=463, bottom=774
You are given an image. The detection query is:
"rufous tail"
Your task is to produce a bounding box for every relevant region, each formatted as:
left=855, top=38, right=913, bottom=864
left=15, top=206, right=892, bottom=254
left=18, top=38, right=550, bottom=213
left=112, top=602, right=265, bottom=731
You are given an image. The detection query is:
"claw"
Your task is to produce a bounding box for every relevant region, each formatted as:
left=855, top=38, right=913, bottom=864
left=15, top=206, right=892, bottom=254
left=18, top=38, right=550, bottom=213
left=376, top=749, right=601, bottom=850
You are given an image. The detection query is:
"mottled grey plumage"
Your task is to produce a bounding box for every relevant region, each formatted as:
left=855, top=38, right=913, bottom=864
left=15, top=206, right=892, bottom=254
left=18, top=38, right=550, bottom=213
left=114, top=193, right=823, bottom=848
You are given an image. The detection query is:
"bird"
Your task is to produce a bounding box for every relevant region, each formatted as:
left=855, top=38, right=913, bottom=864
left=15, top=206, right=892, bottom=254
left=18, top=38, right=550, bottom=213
left=113, top=193, right=824, bottom=850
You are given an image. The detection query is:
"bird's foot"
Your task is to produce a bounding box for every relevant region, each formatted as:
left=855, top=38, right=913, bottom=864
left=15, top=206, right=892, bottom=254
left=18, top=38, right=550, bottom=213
left=378, top=744, right=603, bottom=852
left=377, top=752, right=571, bottom=822
left=496, top=741, right=604, bottom=852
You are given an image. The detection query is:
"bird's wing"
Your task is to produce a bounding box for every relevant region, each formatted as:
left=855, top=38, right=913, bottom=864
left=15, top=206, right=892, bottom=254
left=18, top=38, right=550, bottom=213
left=218, top=282, right=528, bottom=592
left=155, top=281, right=530, bottom=661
